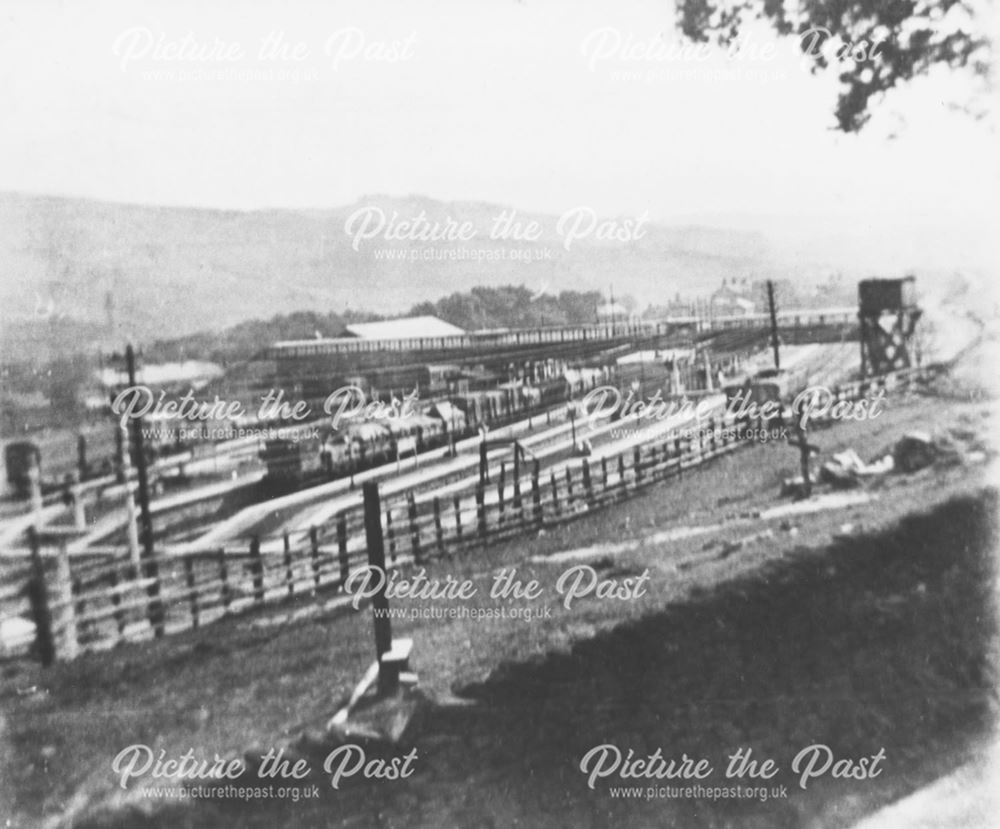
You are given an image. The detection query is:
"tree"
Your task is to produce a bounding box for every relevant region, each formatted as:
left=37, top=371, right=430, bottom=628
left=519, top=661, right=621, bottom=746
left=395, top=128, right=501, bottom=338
left=677, top=0, right=992, bottom=131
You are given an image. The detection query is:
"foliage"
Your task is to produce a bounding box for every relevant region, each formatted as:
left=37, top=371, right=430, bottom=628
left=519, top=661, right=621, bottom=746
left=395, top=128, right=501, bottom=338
left=676, top=0, right=992, bottom=130
left=410, top=285, right=609, bottom=330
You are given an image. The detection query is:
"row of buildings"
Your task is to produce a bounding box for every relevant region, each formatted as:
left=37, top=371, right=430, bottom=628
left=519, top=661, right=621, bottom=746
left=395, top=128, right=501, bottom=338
left=645, top=274, right=855, bottom=320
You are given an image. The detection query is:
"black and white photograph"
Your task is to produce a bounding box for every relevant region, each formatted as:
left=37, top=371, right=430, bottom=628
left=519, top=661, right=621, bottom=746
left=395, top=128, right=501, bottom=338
left=0, top=1, right=997, bottom=826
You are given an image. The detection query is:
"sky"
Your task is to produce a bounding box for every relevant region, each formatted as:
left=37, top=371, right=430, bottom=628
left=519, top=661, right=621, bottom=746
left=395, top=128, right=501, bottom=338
left=0, top=0, right=997, bottom=266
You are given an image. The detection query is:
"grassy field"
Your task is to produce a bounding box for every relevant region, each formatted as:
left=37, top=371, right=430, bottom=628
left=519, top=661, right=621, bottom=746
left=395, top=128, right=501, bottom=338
left=1, top=384, right=996, bottom=828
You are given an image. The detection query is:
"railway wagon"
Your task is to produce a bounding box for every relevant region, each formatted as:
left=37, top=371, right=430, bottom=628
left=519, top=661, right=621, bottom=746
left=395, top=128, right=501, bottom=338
left=261, top=414, right=451, bottom=483
left=260, top=368, right=611, bottom=485
left=723, top=365, right=811, bottom=418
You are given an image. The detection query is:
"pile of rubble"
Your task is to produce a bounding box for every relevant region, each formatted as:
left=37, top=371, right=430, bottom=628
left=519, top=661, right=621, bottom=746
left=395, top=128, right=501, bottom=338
left=783, top=421, right=992, bottom=497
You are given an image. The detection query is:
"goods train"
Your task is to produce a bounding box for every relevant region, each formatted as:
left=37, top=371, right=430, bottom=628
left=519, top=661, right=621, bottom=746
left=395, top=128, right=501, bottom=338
left=260, top=369, right=608, bottom=485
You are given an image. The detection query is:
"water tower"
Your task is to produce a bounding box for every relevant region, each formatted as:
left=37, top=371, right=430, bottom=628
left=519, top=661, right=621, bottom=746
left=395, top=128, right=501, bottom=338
left=858, top=276, right=922, bottom=377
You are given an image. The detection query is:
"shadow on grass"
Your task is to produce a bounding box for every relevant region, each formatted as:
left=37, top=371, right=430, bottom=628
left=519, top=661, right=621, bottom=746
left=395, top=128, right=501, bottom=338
left=85, top=490, right=998, bottom=829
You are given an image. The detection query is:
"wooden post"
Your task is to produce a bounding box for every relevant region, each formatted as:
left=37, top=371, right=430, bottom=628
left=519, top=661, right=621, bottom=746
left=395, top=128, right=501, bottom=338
left=70, top=475, right=86, bottom=530
left=250, top=536, right=264, bottom=603
left=582, top=460, right=594, bottom=503
left=362, top=482, right=393, bottom=692
left=633, top=446, right=643, bottom=486
left=108, top=568, right=126, bottom=640
left=337, top=516, right=350, bottom=587
left=28, top=462, right=43, bottom=518
left=532, top=460, right=542, bottom=526
left=476, top=485, right=487, bottom=538
left=123, top=477, right=140, bottom=567
left=433, top=497, right=444, bottom=556
left=512, top=456, right=523, bottom=522
left=26, top=527, right=55, bottom=667
left=125, top=347, right=163, bottom=638
left=407, top=493, right=422, bottom=563
left=184, top=556, right=199, bottom=629
left=767, top=280, right=780, bottom=370
left=386, top=509, right=397, bottom=564
left=77, top=433, right=88, bottom=481
left=454, top=495, right=463, bottom=540
left=617, top=455, right=627, bottom=496
left=54, top=541, right=77, bottom=660
left=497, top=462, right=506, bottom=525
left=789, top=423, right=820, bottom=499
left=218, top=549, right=231, bottom=612
left=309, top=526, right=321, bottom=589
left=601, top=456, right=609, bottom=489
left=71, top=576, right=90, bottom=645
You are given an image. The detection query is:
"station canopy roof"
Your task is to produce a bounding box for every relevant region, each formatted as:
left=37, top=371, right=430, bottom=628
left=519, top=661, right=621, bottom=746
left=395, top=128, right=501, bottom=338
left=345, top=316, right=465, bottom=340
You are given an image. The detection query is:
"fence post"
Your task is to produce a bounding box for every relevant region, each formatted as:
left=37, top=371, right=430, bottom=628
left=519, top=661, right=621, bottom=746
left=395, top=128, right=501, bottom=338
left=386, top=509, right=397, bottom=564
left=633, top=446, right=643, bottom=486
left=674, top=436, right=683, bottom=477
left=454, top=495, right=463, bottom=540
left=617, top=454, right=627, bottom=497
left=283, top=532, right=294, bottom=596
left=54, top=541, right=77, bottom=660
left=309, top=526, right=321, bottom=589
left=476, top=485, right=487, bottom=538
left=26, top=527, right=55, bottom=667
left=139, top=550, right=164, bottom=640
left=250, top=536, right=264, bottom=603
left=650, top=442, right=661, bottom=478
left=582, top=460, right=594, bottom=504
left=565, top=467, right=574, bottom=503
left=497, top=462, right=506, bottom=525
left=70, top=575, right=90, bottom=648
left=407, top=493, right=422, bottom=564
left=184, top=556, right=199, bottom=630
left=70, top=475, right=86, bottom=531
left=218, top=548, right=231, bottom=612
left=512, top=459, right=522, bottom=523
left=532, top=460, right=542, bottom=526
left=362, top=482, right=393, bottom=694
left=433, top=497, right=445, bottom=557
left=337, top=516, right=350, bottom=587
left=107, top=568, right=125, bottom=640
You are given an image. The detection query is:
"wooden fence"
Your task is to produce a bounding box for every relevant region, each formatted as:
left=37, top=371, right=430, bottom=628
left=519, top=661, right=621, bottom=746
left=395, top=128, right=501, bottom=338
left=0, top=367, right=933, bottom=664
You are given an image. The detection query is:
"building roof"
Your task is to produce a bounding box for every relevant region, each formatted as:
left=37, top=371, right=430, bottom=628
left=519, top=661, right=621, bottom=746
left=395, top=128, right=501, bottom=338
left=345, top=316, right=465, bottom=340
left=596, top=302, right=631, bottom=319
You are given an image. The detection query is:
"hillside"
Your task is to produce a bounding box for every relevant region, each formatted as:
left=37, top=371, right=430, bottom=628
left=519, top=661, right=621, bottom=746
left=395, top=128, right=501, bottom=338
left=0, top=192, right=772, bottom=360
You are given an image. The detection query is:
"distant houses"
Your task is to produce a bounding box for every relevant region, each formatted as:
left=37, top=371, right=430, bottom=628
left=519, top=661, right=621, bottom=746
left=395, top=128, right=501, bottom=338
left=710, top=278, right=756, bottom=317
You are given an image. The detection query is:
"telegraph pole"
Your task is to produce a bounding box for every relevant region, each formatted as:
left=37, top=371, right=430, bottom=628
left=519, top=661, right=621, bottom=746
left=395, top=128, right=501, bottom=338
left=125, top=345, right=154, bottom=560
left=766, top=280, right=781, bottom=371
left=124, top=344, right=163, bottom=635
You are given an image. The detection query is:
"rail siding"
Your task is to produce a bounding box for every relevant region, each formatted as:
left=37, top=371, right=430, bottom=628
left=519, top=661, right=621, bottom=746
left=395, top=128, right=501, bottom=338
left=0, top=367, right=928, bottom=663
